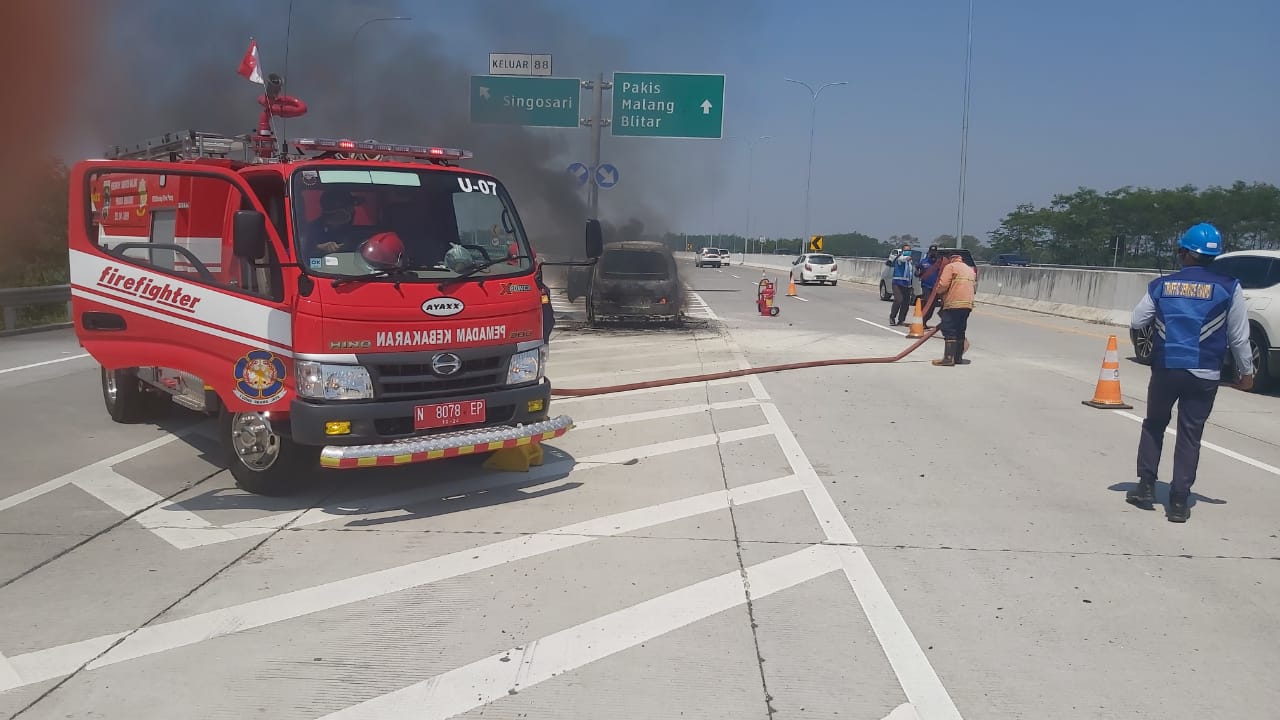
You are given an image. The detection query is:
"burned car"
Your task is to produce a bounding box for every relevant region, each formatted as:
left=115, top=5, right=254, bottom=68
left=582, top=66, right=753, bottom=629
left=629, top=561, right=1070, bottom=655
left=584, top=241, right=683, bottom=325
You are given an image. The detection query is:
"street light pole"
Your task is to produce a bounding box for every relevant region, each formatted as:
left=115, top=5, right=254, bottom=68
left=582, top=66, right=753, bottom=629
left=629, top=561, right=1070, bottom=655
left=350, top=16, right=412, bottom=137
left=785, top=78, right=847, bottom=245
left=953, top=0, right=974, bottom=249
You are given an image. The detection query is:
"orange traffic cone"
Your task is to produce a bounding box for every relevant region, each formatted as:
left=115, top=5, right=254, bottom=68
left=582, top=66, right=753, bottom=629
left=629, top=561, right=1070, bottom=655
left=905, top=299, right=925, bottom=338
left=1082, top=335, right=1134, bottom=409
left=787, top=277, right=796, bottom=296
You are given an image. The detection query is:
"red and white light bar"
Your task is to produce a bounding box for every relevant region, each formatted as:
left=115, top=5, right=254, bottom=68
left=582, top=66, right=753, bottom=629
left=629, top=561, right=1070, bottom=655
left=292, top=137, right=473, bottom=161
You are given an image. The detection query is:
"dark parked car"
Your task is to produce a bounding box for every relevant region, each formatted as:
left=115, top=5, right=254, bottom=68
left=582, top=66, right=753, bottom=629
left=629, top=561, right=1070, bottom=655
left=585, top=241, right=683, bottom=325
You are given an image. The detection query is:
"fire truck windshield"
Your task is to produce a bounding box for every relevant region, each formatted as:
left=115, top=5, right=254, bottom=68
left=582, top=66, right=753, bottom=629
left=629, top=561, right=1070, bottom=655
left=289, top=167, right=533, bottom=280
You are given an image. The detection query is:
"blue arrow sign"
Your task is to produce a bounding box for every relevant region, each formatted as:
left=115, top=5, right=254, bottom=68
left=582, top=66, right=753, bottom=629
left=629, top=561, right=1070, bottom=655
left=595, top=163, right=619, bottom=189
left=566, top=162, right=589, bottom=186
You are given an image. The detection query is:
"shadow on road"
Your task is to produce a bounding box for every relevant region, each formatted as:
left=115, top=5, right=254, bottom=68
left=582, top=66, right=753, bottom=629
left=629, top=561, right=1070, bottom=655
left=159, top=431, right=584, bottom=526
left=1107, top=481, right=1228, bottom=511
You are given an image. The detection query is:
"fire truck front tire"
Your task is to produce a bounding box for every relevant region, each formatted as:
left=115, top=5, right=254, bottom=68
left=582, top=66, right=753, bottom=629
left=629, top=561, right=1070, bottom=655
left=220, top=409, right=316, bottom=496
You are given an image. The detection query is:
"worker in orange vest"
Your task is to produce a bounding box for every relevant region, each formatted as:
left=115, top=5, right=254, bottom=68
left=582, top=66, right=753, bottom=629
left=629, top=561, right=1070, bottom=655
left=931, top=255, right=977, bottom=366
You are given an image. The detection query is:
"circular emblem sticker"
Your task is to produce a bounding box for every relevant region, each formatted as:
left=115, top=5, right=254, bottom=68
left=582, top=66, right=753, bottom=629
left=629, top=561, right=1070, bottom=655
left=233, top=350, right=287, bottom=405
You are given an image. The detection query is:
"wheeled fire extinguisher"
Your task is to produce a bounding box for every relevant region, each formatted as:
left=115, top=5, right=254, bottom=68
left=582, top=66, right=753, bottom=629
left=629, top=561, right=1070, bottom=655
left=757, top=278, right=780, bottom=317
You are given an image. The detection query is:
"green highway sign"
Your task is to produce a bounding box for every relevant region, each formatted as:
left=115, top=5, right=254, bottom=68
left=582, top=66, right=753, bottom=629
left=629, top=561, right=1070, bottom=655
left=610, top=72, right=725, bottom=139
left=469, top=75, right=581, bottom=128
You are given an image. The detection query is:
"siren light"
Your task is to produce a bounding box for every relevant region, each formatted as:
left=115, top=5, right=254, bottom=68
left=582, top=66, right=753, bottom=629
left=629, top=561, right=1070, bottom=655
left=292, top=137, right=473, bottom=162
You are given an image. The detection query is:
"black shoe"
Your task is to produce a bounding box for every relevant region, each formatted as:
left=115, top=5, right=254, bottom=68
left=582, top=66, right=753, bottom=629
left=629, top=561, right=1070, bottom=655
left=1126, top=478, right=1156, bottom=508
left=1166, top=495, right=1190, bottom=523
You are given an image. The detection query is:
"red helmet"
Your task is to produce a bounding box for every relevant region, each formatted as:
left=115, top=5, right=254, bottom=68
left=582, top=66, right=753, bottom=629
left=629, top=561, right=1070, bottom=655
left=360, top=232, right=405, bottom=269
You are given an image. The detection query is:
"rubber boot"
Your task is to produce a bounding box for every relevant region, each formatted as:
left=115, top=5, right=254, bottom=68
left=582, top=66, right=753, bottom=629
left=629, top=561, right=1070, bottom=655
left=954, top=332, right=969, bottom=365
left=1126, top=477, right=1156, bottom=508
left=932, top=340, right=956, bottom=366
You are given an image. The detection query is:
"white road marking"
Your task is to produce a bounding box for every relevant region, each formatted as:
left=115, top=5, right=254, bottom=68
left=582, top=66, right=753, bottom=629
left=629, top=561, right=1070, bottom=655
left=1, top=475, right=803, bottom=691
left=550, top=376, right=747, bottom=404
left=312, top=545, right=842, bottom=720
left=680, top=290, right=720, bottom=321
left=145, top=417, right=772, bottom=547
left=791, top=295, right=809, bottom=302
left=554, top=361, right=732, bottom=385
left=571, top=398, right=761, bottom=430
left=0, top=432, right=197, bottom=514
left=0, top=651, right=20, bottom=691
left=574, top=425, right=774, bottom=467
left=730, top=274, right=741, bottom=279
left=1111, top=410, right=1280, bottom=477
left=857, top=317, right=908, bottom=336
left=884, top=702, right=923, bottom=719
left=719, top=333, right=965, bottom=720
left=0, top=353, right=91, bottom=375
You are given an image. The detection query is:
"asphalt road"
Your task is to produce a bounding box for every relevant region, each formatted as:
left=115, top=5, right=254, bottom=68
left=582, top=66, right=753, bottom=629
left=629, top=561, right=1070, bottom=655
left=0, top=259, right=1276, bottom=719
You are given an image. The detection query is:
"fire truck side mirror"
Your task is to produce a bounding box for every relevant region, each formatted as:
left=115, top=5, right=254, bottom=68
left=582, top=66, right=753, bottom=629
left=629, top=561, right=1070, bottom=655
left=233, top=210, right=268, bottom=260
left=585, top=219, right=603, bottom=259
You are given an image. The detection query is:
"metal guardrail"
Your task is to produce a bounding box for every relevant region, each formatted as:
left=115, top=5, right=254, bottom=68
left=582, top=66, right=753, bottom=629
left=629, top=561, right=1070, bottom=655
left=726, top=253, right=1162, bottom=273
left=0, top=284, right=72, bottom=333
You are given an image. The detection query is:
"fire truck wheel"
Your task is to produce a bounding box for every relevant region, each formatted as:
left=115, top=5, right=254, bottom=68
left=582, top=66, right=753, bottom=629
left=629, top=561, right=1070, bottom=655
left=220, top=409, right=313, bottom=496
left=101, top=366, right=152, bottom=424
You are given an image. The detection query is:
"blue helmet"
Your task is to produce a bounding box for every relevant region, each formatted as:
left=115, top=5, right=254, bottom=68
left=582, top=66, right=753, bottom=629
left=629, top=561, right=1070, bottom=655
left=1179, top=223, right=1223, bottom=257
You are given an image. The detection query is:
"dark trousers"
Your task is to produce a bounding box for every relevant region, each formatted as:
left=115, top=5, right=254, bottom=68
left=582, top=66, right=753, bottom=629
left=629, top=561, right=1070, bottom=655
left=1136, top=368, right=1219, bottom=500
left=890, top=284, right=913, bottom=324
left=921, top=289, right=940, bottom=325
left=939, top=307, right=970, bottom=341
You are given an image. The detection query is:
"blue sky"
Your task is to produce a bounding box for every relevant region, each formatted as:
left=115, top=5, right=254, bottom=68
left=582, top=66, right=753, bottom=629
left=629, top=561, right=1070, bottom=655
left=92, top=0, right=1280, bottom=246
left=488, top=0, right=1280, bottom=243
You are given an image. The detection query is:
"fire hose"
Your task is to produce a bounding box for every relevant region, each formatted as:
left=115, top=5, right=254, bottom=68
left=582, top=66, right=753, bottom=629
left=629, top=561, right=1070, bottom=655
left=550, top=327, right=940, bottom=398
left=548, top=256, right=965, bottom=398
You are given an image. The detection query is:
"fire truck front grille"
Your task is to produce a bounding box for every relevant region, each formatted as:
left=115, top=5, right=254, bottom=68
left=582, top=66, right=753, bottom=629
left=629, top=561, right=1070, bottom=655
left=371, top=356, right=505, bottom=400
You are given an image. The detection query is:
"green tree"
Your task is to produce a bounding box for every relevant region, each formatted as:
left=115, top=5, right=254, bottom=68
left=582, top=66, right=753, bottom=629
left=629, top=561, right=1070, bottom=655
left=989, top=181, right=1280, bottom=268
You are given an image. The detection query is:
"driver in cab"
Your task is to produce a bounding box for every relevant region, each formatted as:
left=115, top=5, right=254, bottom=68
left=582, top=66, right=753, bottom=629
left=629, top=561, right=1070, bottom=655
left=303, top=188, right=371, bottom=258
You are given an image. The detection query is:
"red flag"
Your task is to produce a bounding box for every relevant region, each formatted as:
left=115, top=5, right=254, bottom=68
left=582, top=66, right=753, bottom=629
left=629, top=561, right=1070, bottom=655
left=237, top=39, right=264, bottom=84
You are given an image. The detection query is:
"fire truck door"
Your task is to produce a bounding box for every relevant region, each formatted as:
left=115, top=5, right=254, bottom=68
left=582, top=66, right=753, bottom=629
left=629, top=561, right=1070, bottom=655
left=70, top=162, right=296, bottom=412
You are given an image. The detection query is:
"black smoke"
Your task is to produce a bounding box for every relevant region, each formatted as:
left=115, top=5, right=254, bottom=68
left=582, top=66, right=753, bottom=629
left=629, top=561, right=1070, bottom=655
left=61, top=0, right=761, bottom=259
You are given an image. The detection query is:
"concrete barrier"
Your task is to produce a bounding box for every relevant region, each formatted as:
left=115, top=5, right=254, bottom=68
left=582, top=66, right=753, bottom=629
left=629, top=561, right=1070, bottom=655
left=678, top=252, right=1156, bottom=328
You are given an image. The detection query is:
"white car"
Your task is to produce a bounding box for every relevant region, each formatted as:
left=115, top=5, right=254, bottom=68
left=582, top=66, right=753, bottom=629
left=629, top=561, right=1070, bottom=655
left=718, top=249, right=732, bottom=265
left=695, top=248, right=722, bottom=268
left=1130, top=249, right=1280, bottom=392
left=790, top=252, right=839, bottom=286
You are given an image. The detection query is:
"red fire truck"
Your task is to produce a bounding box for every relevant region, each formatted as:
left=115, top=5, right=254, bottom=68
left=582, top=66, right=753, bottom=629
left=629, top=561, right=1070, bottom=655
left=68, top=92, right=600, bottom=495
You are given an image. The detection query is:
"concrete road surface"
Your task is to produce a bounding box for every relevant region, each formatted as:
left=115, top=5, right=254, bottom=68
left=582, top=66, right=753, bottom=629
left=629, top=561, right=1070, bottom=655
left=0, top=258, right=1276, bottom=719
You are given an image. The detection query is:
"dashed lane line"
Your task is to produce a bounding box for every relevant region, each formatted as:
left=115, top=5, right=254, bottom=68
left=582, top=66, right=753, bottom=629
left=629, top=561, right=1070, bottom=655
left=0, top=353, right=91, bottom=375
left=1111, top=410, right=1280, bottom=477
left=856, top=317, right=908, bottom=337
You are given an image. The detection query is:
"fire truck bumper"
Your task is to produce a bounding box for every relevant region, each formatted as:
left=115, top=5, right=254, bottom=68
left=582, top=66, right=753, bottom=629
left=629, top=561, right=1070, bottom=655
left=316, top=414, right=573, bottom=470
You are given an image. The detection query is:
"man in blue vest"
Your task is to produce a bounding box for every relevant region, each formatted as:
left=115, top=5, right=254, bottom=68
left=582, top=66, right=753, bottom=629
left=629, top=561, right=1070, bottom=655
left=1126, top=223, right=1254, bottom=522
left=887, top=243, right=915, bottom=326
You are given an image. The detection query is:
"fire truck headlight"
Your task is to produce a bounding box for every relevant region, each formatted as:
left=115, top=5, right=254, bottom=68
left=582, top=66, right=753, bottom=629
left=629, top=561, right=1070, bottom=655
left=506, top=346, right=544, bottom=386
left=296, top=361, right=374, bottom=401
